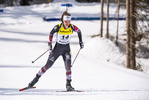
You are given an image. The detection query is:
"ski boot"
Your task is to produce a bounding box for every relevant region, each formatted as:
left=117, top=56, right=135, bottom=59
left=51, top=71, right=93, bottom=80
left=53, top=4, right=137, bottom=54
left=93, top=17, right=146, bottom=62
left=28, top=74, right=40, bottom=88
left=66, top=79, right=75, bottom=91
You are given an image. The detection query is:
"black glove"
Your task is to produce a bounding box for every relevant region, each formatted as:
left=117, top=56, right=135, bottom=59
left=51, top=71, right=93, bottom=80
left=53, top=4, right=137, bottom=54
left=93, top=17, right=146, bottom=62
left=48, top=42, right=52, bottom=50
left=79, top=42, right=84, bottom=49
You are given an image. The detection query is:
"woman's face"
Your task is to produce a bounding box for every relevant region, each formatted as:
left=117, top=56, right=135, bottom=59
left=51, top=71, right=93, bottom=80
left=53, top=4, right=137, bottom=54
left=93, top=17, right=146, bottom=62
left=63, top=20, right=70, bottom=28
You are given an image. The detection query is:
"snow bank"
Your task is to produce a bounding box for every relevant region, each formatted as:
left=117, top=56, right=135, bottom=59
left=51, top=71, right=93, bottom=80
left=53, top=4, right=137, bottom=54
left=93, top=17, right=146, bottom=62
left=83, top=37, right=125, bottom=66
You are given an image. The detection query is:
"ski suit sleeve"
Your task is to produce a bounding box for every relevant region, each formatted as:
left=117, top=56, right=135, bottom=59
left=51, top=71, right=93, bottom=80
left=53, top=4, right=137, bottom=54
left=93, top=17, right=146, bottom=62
left=49, top=25, right=60, bottom=45
left=72, top=25, right=83, bottom=43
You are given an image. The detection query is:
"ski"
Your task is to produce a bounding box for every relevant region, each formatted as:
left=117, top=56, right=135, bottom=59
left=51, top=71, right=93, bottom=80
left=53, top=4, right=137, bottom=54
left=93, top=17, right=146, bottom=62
left=19, top=87, right=85, bottom=92
left=56, top=90, right=84, bottom=92
left=19, top=86, right=36, bottom=92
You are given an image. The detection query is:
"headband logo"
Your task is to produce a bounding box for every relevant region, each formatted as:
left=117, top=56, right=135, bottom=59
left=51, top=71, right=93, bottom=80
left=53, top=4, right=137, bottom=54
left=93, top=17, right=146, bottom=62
left=63, top=15, right=71, bottom=21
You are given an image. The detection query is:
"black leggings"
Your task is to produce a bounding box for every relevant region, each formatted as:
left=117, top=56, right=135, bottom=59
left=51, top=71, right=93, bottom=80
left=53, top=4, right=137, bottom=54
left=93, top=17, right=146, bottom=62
left=37, top=43, right=72, bottom=80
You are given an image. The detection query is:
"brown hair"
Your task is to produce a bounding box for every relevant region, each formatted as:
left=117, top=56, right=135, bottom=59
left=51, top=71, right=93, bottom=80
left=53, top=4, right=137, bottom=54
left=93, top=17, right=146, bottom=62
left=60, top=11, right=71, bottom=22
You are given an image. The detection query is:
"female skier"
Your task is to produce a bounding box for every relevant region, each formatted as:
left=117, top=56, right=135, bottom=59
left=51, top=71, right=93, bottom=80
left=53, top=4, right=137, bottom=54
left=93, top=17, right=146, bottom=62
left=28, top=11, right=84, bottom=91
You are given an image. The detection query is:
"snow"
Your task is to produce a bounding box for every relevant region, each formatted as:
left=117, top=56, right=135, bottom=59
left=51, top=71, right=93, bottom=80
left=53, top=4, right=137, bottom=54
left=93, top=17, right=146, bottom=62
left=0, top=1, right=149, bottom=100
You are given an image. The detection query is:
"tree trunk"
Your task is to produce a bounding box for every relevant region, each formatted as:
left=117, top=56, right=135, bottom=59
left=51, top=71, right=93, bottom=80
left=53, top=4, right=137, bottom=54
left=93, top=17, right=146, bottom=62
left=42, top=0, right=49, bottom=3
left=10, top=0, right=13, bottom=6
left=130, top=0, right=136, bottom=69
left=47, top=0, right=53, bottom=3
left=115, top=0, right=120, bottom=46
left=20, top=0, right=29, bottom=5
left=126, top=0, right=130, bottom=68
left=100, top=0, right=104, bottom=37
left=0, top=0, right=4, bottom=4
left=106, top=0, right=109, bottom=38
left=42, top=0, right=44, bottom=3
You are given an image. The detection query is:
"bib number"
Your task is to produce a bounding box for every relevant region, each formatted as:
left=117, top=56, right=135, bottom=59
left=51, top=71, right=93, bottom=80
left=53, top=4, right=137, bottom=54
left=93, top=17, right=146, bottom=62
left=57, top=34, right=71, bottom=44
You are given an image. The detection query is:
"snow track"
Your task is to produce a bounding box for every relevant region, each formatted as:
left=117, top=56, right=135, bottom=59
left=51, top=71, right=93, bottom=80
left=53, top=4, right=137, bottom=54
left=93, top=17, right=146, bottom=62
left=1, top=88, right=149, bottom=100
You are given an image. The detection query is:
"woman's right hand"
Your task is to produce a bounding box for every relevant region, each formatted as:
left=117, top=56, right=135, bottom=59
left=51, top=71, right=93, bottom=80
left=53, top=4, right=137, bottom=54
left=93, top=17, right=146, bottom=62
left=48, top=42, right=52, bottom=50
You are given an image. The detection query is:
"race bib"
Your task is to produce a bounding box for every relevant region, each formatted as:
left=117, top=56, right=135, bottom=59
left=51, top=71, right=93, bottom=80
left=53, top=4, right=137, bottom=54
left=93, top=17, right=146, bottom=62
left=56, top=34, right=71, bottom=44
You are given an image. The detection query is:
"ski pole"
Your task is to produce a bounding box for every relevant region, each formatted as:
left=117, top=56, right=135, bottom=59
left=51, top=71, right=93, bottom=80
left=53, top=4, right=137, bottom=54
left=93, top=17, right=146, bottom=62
left=32, top=48, right=50, bottom=63
left=71, top=48, right=81, bottom=67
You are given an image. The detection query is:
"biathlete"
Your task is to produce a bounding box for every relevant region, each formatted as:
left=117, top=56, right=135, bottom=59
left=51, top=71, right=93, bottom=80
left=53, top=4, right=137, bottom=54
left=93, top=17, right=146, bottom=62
left=28, top=11, right=84, bottom=91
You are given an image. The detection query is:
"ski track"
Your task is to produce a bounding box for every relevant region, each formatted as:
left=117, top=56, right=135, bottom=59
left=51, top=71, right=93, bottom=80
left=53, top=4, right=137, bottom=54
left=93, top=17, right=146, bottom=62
left=1, top=88, right=149, bottom=96
left=1, top=88, right=149, bottom=100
